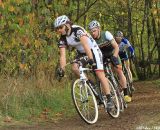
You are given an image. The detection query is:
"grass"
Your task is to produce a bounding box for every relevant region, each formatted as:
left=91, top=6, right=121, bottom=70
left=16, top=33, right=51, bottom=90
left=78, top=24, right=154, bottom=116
left=0, top=74, right=76, bottom=127
left=151, top=78, right=160, bottom=88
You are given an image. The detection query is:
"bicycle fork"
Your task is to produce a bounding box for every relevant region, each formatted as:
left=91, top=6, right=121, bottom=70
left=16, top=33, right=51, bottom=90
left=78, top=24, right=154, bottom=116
left=79, top=65, right=104, bottom=105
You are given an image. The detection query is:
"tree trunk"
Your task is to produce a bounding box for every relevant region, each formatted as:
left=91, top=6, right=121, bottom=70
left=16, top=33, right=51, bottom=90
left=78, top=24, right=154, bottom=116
left=83, top=0, right=87, bottom=29
left=146, top=0, right=152, bottom=77
left=139, top=0, right=148, bottom=79
left=157, top=3, right=160, bottom=77
left=127, top=0, right=136, bottom=78
left=149, top=0, right=160, bottom=77
left=76, top=0, right=80, bottom=23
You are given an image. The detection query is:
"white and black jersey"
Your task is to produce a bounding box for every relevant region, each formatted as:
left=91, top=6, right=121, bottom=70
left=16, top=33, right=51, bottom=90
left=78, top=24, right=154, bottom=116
left=57, top=25, right=104, bottom=70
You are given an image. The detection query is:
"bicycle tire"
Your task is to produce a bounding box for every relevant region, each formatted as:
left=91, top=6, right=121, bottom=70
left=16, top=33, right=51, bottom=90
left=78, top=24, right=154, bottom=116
left=106, top=80, right=120, bottom=118
left=116, top=89, right=125, bottom=112
left=109, top=78, right=127, bottom=112
left=124, top=69, right=133, bottom=97
left=72, top=79, right=98, bottom=124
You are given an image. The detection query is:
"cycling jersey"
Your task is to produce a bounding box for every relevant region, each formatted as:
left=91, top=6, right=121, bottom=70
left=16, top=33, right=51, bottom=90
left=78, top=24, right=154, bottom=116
left=95, top=31, right=114, bottom=58
left=57, top=25, right=103, bottom=70
left=118, top=38, right=134, bottom=60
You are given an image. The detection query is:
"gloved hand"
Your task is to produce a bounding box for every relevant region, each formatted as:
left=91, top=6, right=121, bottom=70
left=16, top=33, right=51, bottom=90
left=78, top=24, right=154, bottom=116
left=130, top=53, right=135, bottom=59
left=57, top=68, right=65, bottom=77
left=110, top=56, right=119, bottom=66
left=87, top=59, right=94, bottom=65
left=130, top=53, right=135, bottom=63
left=87, top=59, right=96, bottom=69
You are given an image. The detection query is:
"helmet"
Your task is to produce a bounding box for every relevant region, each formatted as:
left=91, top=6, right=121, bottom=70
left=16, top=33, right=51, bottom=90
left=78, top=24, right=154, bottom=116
left=115, top=31, right=123, bottom=37
left=54, top=15, right=70, bottom=28
left=88, top=20, right=100, bottom=30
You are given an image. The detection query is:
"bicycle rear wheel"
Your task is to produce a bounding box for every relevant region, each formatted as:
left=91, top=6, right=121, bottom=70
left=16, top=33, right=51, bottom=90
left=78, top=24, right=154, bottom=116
left=125, top=70, right=133, bottom=97
left=106, top=80, right=120, bottom=118
left=72, top=79, right=98, bottom=124
left=108, top=77, right=127, bottom=112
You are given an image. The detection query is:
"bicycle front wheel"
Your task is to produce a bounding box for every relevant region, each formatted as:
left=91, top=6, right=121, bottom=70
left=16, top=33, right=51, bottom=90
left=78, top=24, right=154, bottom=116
left=72, top=79, right=98, bottom=124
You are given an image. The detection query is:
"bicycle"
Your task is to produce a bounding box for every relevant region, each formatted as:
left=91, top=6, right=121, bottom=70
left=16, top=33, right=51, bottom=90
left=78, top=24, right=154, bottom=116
left=121, top=58, right=134, bottom=97
left=70, top=56, right=120, bottom=124
left=103, top=58, right=127, bottom=112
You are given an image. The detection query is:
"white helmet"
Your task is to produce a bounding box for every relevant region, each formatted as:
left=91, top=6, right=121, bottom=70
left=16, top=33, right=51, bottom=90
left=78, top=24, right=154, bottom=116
left=115, top=31, right=123, bottom=37
left=88, top=20, right=100, bottom=30
left=54, top=15, right=70, bottom=28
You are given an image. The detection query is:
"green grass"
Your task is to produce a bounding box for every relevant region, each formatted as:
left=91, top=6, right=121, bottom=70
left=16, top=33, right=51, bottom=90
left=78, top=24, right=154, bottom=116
left=152, top=78, right=160, bottom=87
left=0, top=76, right=76, bottom=125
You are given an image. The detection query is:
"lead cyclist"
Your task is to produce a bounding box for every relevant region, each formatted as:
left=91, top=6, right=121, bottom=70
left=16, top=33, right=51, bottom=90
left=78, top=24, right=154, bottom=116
left=53, top=15, right=114, bottom=110
left=115, top=31, right=135, bottom=91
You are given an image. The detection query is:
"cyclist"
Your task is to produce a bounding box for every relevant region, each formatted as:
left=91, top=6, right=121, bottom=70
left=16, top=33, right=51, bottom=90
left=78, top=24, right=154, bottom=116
left=115, top=31, right=135, bottom=90
left=53, top=15, right=114, bottom=109
left=88, top=20, right=131, bottom=103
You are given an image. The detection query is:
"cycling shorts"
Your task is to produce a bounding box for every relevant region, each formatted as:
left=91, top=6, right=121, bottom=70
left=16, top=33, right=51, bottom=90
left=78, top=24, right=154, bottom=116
left=76, top=48, right=104, bottom=71
left=119, top=52, right=129, bottom=60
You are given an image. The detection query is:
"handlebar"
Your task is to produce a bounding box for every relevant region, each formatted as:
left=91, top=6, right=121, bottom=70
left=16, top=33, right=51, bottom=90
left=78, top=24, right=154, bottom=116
left=104, top=57, right=118, bottom=68
left=66, top=56, right=89, bottom=66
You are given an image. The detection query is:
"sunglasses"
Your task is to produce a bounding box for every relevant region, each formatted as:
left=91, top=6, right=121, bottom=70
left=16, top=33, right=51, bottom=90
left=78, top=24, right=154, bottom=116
left=55, top=25, right=64, bottom=31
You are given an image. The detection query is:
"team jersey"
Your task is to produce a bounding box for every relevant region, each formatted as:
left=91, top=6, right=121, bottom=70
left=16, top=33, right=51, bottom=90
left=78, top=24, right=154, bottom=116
left=58, top=25, right=98, bottom=53
left=95, top=31, right=114, bottom=57
left=118, top=38, right=134, bottom=59
left=57, top=25, right=103, bottom=70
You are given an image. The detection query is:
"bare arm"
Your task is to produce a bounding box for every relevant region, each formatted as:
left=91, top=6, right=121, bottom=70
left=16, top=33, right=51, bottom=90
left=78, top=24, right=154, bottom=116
left=80, top=36, right=93, bottom=59
left=59, top=47, right=66, bottom=70
left=111, top=39, right=119, bottom=57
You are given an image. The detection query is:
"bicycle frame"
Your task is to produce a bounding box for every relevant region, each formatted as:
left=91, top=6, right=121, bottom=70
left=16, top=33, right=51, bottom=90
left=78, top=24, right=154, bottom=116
left=78, top=61, right=104, bottom=103
left=104, top=59, right=119, bottom=88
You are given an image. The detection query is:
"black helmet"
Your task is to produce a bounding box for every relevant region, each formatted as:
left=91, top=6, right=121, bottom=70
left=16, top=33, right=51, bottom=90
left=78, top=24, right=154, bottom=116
left=115, top=31, right=123, bottom=37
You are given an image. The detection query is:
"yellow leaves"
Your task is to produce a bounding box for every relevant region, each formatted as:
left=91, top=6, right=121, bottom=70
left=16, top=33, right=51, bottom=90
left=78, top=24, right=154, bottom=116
left=34, top=39, right=41, bottom=48
left=11, top=38, right=16, bottom=46
left=47, top=4, right=52, bottom=8
left=151, top=9, right=158, bottom=15
left=152, top=0, right=159, bottom=3
left=14, top=0, right=23, bottom=5
left=121, top=12, right=125, bottom=15
left=55, top=12, right=59, bottom=17
left=155, top=17, right=159, bottom=24
left=0, top=0, right=4, bottom=8
left=28, top=13, right=35, bottom=25
left=99, top=13, right=102, bottom=18
left=63, top=0, right=68, bottom=5
left=9, top=6, right=15, bottom=12
left=45, top=29, right=52, bottom=38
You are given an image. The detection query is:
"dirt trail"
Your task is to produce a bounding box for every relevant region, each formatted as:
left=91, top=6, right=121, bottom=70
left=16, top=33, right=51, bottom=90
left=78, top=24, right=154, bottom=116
left=2, top=81, right=160, bottom=130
